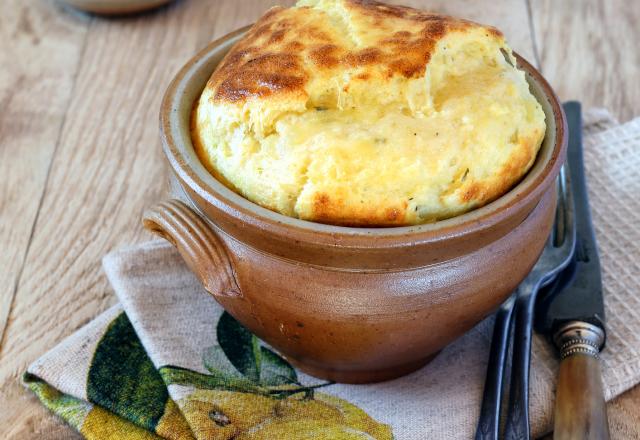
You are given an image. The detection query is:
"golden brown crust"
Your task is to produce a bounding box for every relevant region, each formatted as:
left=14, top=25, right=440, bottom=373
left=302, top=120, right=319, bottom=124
left=308, top=193, right=409, bottom=227
left=457, top=131, right=542, bottom=206
left=193, top=0, right=545, bottom=227
left=207, top=1, right=501, bottom=103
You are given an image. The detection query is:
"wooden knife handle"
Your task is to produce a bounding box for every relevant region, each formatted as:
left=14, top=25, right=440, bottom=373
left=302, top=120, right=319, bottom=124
left=553, top=322, right=610, bottom=440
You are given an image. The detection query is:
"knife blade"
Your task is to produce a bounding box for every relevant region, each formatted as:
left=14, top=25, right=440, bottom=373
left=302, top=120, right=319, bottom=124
left=535, top=101, right=606, bottom=335
left=536, top=101, right=610, bottom=439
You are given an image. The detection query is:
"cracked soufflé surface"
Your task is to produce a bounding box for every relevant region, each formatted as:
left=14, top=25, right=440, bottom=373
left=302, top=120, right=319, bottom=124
left=192, top=0, right=546, bottom=226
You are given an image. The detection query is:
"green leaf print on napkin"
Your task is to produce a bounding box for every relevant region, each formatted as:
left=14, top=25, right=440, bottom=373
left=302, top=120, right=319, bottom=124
left=161, top=312, right=394, bottom=439
left=87, top=312, right=169, bottom=431
left=214, top=311, right=298, bottom=386
left=259, top=346, right=298, bottom=386
left=217, top=311, right=263, bottom=382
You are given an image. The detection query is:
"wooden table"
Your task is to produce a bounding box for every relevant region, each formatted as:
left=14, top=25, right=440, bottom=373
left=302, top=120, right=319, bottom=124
left=1, top=0, right=639, bottom=438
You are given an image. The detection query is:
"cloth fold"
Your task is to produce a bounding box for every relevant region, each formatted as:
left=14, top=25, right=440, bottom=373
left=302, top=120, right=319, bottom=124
left=25, top=110, right=640, bottom=439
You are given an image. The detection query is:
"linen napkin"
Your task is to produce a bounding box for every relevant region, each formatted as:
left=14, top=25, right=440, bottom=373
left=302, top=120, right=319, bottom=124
left=24, top=110, right=640, bottom=439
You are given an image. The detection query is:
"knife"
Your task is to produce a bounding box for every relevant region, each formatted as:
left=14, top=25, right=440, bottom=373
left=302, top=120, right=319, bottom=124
left=535, top=101, right=610, bottom=439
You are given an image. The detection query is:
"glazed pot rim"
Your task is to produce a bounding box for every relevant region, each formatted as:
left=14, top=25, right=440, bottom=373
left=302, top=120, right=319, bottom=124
left=160, top=25, right=567, bottom=247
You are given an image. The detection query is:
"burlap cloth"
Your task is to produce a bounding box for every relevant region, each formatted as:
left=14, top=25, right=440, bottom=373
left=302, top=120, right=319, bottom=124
left=24, top=109, right=640, bottom=439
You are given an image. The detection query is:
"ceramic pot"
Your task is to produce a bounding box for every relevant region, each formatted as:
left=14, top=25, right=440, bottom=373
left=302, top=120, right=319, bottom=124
left=142, top=27, right=567, bottom=384
left=60, top=0, right=173, bottom=15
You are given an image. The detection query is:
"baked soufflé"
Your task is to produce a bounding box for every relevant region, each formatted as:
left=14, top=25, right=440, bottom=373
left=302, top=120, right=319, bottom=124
left=192, top=0, right=546, bottom=226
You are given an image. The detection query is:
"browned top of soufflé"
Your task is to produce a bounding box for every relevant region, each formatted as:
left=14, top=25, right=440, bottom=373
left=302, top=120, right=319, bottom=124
left=191, top=0, right=546, bottom=227
left=208, top=1, right=500, bottom=101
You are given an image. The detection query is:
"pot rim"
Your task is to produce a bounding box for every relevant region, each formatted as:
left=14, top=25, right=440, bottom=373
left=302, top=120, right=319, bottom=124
left=160, top=26, right=567, bottom=248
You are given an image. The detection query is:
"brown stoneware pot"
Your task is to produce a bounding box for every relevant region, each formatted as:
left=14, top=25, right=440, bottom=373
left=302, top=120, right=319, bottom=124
left=60, top=0, right=173, bottom=15
left=142, top=27, right=567, bottom=384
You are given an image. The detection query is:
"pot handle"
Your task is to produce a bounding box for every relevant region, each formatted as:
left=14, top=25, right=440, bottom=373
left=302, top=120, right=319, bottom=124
left=142, top=199, right=241, bottom=298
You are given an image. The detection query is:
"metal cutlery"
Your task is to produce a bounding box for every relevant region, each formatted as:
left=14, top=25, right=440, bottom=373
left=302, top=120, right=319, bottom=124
left=476, top=101, right=610, bottom=439
left=536, top=101, right=610, bottom=439
left=476, top=164, right=576, bottom=440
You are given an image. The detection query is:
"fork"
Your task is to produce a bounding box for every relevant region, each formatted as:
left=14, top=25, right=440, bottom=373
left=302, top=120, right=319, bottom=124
left=475, top=165, right=576, bottom=440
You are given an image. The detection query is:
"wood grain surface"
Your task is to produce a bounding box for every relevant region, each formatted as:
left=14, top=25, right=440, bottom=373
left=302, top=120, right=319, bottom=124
left=531, top=0, right=640, bottom=122
left=0, top=1, right=637, bottom=438
left=0, top=0, right=89, bottom=351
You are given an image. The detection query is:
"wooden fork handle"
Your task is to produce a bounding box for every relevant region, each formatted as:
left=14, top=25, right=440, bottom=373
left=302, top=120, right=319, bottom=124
left=553, top=321, right=610, bottom=440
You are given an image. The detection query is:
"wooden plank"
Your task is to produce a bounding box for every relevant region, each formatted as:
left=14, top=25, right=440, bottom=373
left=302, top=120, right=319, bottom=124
left=0, top=380, right=82, bottom=440
left=0, top=3, right=88, bottom=437
left=541, top=386, right=640, bottom=440
left=398, top=0, right=536, bottom=63
left=0, top=1, right=293, bottom=438
left=0, top=0, right=534, bottom=438
left=530, top=0, right=640, bottom=122
left=0, top=1, right=89, bottom=349
left=607, top=386, right=640, bottom=439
